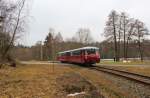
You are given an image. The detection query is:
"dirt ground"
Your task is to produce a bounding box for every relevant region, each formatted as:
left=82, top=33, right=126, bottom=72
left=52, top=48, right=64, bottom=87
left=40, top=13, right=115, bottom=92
left=0, top=63, right=149, bottom=98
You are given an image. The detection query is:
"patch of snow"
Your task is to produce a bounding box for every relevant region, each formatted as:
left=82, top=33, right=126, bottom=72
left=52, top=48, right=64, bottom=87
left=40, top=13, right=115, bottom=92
left=67, top=92, right=85, bottom=97
left=127, top=60, right=131, bottom=63
left=123, top=60, right=127, bottom=63
left=123, top=60, right=131, bottom=63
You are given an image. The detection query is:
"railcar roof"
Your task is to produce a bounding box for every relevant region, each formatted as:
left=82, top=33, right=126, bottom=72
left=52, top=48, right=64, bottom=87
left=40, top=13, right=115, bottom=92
left=58, top=46, right=99, bottom=54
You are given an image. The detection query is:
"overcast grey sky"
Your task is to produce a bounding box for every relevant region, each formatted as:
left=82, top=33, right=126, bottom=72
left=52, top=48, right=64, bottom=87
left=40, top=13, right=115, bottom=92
left=22, top=0, right=150, bottom=46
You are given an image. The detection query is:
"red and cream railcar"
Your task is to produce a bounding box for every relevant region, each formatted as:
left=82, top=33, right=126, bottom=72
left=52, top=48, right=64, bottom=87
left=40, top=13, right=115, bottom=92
left=57, top=47, right=100, bottom=64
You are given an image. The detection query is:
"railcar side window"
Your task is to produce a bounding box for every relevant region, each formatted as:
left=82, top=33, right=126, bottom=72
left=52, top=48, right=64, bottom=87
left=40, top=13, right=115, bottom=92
left=72, top=50, right=81, bottom=56
left=66, top=52, right=71, bottom=56
left=86, top=49, right=96, bottom=54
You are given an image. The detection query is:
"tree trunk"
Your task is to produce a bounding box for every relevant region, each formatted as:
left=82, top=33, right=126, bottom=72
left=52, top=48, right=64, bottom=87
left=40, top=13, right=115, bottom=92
left=113, top=15, right=118, bottom=62
left=118, top=19, right=122, bottom=61
left=126, top=38, right=129, bottom=59
left=126, top=23, right=135, bottom=60
left=118, top=33, right=120, bottom=61
left=137, top=26, right=143, bottom=62
left=123, top=16, right=126, bottom=60
left=138, top=40, right=143, bottom=61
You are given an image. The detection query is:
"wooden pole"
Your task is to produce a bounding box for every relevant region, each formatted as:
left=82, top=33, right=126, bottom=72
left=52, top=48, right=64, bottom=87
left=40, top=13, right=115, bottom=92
left=52, top=39, right=54, bottom=73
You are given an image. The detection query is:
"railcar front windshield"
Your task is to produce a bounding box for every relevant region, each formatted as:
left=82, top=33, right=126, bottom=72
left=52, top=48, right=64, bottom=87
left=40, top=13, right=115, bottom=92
left=86, top=48, right=99, bottom=55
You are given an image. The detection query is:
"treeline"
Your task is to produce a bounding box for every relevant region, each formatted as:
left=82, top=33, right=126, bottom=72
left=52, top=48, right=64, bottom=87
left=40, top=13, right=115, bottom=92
left=99, top=40, right=150, bottom=59
left=103, top=10, right=149, bottom=61
left=12, top=28, right=150, bottom=61
left=12, top=10, right=150, bottom=61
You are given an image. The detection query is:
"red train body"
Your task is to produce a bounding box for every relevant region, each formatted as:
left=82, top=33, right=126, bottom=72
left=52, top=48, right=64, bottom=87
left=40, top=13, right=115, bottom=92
left=57, top=47, right=100, bottom=64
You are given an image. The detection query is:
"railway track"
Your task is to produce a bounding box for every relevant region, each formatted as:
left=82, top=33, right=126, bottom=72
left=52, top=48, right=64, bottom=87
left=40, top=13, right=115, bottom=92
left=91, top=65, right=150, bottom=86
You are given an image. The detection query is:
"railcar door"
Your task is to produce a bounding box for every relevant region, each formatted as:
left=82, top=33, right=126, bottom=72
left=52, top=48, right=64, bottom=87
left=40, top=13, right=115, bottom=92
left=80, top=50, right=85, bottom=64
left=66, top=52, right=71, bottom=62
left=76, top=50, right=81, bottom=63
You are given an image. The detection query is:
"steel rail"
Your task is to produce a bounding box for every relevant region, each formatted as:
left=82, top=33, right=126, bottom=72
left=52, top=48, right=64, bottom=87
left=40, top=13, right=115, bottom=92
left=90, top=65, right=150, bottom=86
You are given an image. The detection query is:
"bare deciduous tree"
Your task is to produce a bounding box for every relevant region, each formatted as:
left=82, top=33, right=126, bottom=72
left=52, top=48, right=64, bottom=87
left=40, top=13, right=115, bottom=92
left=134, top=20, right=149, bottom=61
left=104, top=10, right=119, bottom=61
left=0, top=0, right=29, bottom=67
left=2, top=0, right=26, bottom=58
left=104, top=10, right=150, bottom=61
left=125, top=18, right=136, bottom=58
left=74, top=28, right=93, bottom=44
left=120, top=12, right=129, bottom=59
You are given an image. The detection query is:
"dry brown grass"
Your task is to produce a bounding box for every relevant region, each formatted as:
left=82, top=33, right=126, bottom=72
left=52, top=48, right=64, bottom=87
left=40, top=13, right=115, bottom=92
left=99, top=60, right=150, bottom=76
left=113, top=66, right=150, bottom=76
left=68, top=65, right=148, bottom=98
left=100, top=60, right=150, bottom=66
left=0, top=64, right=74, bottom=98
left=72, top=67, right=128, bottom=98
left=56, top=72, right=104, bottom=98
left=0, top=63, right=106, bottom=98
left=1, top=63, right=148, bottom=98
